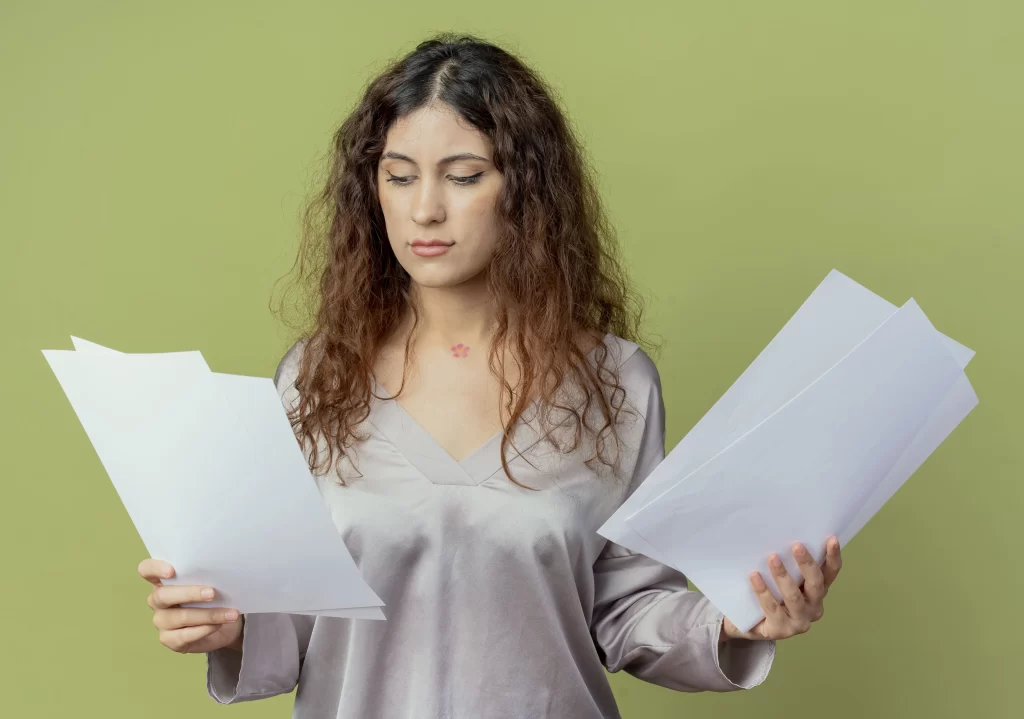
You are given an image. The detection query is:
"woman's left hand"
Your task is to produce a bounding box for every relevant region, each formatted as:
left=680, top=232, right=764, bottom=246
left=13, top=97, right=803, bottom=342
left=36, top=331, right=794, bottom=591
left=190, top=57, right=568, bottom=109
left=721, top=536, right=843, bottom=642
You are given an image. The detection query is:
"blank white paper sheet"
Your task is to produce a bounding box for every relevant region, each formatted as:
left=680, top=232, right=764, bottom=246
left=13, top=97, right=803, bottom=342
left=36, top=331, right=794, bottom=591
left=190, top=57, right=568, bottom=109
left=42, top=337, right=385, bottom=620
left=597, top=270, right=978, bottom=632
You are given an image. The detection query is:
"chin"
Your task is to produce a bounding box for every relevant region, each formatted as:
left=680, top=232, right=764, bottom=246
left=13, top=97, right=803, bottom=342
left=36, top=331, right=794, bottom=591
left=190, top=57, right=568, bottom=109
left=413, top=277, right=459, bottom=289
left=406, top=266, right=487, bottom=289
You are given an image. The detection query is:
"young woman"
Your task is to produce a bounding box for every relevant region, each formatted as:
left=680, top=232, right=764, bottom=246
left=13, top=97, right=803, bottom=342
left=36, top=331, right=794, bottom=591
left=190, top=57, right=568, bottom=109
left=138, top=33, right=842, bottom=719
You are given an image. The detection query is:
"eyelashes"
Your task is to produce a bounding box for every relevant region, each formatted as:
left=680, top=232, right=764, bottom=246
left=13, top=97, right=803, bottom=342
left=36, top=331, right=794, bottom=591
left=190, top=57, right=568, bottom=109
left=384, top=171, right=484, bottom=187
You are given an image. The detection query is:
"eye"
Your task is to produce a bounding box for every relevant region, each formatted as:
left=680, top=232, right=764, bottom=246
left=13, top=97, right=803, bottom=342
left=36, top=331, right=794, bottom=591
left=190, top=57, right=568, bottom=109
left=384, top=172, right=413, bottom=186
left=383, top=171, right=484, bottom=186
left=450, top=172, right=484, bottom=186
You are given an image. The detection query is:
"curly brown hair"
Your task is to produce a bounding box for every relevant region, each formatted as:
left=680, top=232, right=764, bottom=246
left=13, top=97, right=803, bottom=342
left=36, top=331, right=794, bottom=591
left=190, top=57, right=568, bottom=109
left=272, top=32, right=661, bottom=490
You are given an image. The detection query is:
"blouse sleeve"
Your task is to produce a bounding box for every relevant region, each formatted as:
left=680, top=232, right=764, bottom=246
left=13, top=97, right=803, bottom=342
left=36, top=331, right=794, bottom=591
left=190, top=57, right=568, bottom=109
left=206, top=340, right=316, bottom=703
left=206, top=613, right=316, bottom=703
left=589, top=352, right=776, bottom=692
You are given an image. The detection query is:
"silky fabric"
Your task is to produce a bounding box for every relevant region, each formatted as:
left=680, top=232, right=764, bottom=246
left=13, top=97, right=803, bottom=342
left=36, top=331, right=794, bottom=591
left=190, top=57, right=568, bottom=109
left=206, top=333, right=775, bottom=718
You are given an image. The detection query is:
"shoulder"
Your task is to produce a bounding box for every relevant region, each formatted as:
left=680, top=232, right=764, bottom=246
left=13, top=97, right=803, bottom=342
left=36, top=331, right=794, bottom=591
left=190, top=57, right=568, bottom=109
left=603, top=333, right=660, bottom=391
left=273, top=337, right=311, bottom=393
left=598, top=332, right=663, bottom=419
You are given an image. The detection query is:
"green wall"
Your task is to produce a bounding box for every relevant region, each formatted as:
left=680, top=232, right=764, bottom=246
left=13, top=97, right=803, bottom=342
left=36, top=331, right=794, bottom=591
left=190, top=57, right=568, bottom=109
left=3, top=1, right=1020, bottom=717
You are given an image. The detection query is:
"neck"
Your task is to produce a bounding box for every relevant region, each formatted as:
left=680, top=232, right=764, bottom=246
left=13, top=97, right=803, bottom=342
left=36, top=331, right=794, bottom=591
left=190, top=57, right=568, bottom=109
left=402, top=273, right=498, bottom=351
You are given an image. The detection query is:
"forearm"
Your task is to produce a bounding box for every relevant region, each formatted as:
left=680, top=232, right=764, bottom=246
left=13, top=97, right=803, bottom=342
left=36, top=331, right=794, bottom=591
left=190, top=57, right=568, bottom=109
left=226, top=616, right=245, bottom=652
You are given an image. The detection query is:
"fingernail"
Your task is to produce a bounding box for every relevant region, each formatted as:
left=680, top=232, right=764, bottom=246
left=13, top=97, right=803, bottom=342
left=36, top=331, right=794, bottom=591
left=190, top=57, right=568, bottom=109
left=225, top=610, right=238, bottom=621
left=751, top=572, right=766, bottom=590
left=794, top=543, right=807, bottom=557
left=201, top=588, right=214, bottom=599
left=770, top=555, right=782, bottom=568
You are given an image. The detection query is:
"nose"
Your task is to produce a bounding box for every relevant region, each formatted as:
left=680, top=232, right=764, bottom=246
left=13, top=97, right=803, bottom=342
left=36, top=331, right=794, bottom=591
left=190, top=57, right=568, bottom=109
left=411, top=176, right=446, bottom=225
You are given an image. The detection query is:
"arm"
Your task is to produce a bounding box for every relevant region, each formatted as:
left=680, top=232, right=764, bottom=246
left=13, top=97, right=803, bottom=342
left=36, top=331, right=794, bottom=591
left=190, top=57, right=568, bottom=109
left=205, top=340, right=316, bottom=703
left=206, top=613, right=316, bottom=703
left=589, top=351, right=776, bottom=692
left=225, top=616, right=244, bottom=652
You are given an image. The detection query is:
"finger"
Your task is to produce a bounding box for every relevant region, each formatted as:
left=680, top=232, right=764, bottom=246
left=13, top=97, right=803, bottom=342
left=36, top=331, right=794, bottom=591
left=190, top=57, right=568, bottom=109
left=138, top=558, right=175, bottom=586
left=153, top=606, right=239, bottom=631
left=159, top=624, right=221, bottom=654
left=151, top=584, right=217, bottom=610
left=793, top=542, right=826, bottom=604
left=768, top=553, right=809, bottom=620
left=749, top=571, right=783, bottom=620
left=822, top=536, right=843, bottom=588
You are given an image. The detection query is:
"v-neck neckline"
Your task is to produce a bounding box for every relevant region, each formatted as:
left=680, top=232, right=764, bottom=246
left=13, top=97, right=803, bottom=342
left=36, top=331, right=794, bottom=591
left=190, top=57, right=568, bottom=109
left=365, top=332, right=620, bottom=486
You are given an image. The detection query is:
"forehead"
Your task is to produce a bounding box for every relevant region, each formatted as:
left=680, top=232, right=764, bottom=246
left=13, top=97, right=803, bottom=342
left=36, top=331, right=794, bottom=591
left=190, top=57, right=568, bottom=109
left=382, top=103, right=491, bottom=157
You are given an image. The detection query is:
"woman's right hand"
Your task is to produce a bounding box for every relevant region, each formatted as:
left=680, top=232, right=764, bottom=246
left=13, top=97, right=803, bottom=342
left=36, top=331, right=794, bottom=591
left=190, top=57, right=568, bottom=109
left=138, top=558, right=244, bottom=654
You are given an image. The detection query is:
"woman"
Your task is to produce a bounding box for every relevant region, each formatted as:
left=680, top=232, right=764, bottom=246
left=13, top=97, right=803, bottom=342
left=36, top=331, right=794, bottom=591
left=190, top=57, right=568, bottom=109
left=138, top=33, right=842, bottom=719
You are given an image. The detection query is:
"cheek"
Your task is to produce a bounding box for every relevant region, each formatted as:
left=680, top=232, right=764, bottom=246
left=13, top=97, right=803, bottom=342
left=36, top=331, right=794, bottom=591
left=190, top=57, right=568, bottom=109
left=461, top=192, right=500, bottom=228
left=377, top=185, right=395, bottom=216
left=377, top=191, right=403, bottom=242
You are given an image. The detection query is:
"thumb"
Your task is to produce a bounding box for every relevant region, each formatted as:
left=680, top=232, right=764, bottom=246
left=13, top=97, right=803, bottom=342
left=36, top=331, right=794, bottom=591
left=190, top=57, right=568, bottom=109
left=725, top=616, right=765, bottom=641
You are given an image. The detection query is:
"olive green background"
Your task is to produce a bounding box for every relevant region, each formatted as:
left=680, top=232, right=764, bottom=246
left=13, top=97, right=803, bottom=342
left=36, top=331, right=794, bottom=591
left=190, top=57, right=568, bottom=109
left=2, top=1, right=1020, bottom=717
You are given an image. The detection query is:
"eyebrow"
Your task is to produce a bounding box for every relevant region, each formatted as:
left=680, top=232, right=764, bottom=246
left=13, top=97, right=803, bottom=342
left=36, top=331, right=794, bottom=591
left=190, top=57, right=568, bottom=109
left=380, top=151, right=490, bottom=165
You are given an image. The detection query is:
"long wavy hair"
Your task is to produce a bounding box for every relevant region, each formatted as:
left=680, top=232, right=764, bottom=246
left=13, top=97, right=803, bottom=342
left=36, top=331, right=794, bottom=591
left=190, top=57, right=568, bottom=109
left=272, top=32, right=660, bottom=490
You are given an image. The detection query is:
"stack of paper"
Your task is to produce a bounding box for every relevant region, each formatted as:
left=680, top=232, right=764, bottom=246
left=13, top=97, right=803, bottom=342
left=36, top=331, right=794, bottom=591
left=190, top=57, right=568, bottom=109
left=42, top=337, right=385, bottom=620
left=598, top=270, right=978, bottom=632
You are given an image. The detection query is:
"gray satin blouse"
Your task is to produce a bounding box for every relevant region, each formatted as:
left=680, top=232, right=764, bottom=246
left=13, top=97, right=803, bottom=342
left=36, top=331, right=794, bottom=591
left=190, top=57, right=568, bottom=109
left=205, top=333, right=775, bottom=718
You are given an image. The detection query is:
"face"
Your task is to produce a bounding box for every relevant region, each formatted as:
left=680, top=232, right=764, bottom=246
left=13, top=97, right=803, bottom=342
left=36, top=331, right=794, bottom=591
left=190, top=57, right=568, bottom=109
left=377, top=102, right=503, bottom=288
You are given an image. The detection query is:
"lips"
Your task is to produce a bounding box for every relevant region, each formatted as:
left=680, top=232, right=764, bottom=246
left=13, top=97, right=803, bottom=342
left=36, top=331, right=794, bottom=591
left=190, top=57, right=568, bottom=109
left=411, top=240, right=453, bottom=247
left=410, top=242, right=452, bottom=257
